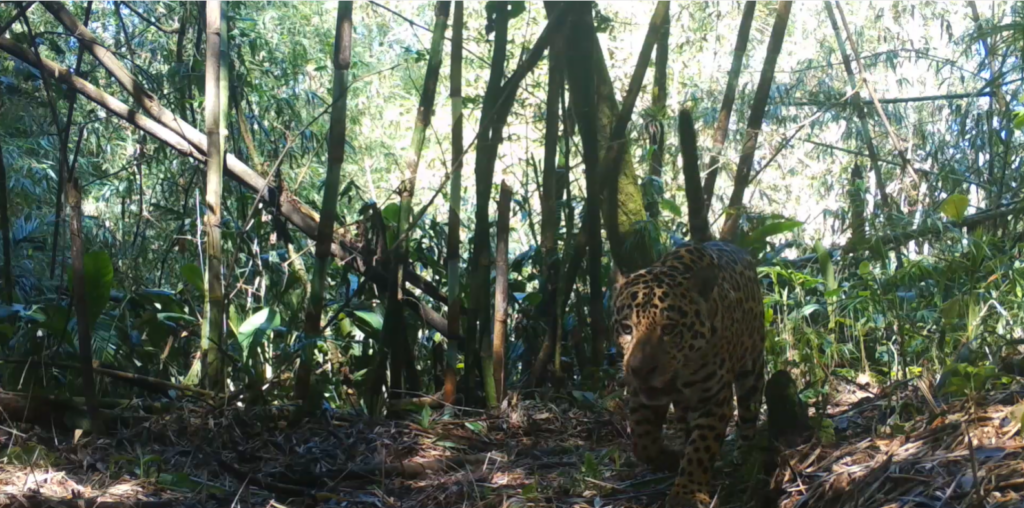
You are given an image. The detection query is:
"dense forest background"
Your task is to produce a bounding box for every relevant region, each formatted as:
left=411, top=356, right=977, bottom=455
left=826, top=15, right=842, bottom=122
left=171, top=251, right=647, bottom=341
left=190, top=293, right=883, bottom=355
left=0, top=1, right=1023, bottom=506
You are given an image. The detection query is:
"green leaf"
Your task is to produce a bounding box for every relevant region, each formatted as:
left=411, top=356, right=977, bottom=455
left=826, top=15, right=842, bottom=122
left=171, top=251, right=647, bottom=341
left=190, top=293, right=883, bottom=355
left=796, top=304, right=824, bottom=319
left=660, top=199, right=683, bottom=218
left=1013, top=111, right=1024, bottom=130
left=228, top=305, right=242, bottom=336
left=180, top=263, right=204, bottom=294
left=738, top=219, right=802, bottom=253
left=420, top=405, right=432, bottom=428
left=381, top=202, right=401, bottom=225
left=432, top=440, right=462, bottom=449
left=582, top=452, right=600, bottom=479
left=941, top=296, right=965, bottom=322
left=858, top=261, right=872, bottom=278
left=69, top=251, right=113, bottom=329
left=939, top=194, right=969, bottom=221
left=465, top=421, right=486, bottom=434
left=748, top=219, right=803, bottom=244
left=352, top=309, right=384, bottom=333
left=814, top=240, right=835, bottom=291
left=236, top=308, right=280, bottom=361
left=521, top=482, right=538, bottom=499
left=41, top=304, right=72, bottom=335
left=157, top=313, right=198, bottom=326
left=522, top=292, right=543, bottom=307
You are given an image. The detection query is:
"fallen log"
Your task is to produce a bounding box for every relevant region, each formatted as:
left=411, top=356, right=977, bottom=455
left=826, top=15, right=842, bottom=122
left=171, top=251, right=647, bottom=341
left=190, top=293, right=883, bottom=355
left=0, top=390, right=148, bottom=430
left=0, top=358, right=215, bottom=399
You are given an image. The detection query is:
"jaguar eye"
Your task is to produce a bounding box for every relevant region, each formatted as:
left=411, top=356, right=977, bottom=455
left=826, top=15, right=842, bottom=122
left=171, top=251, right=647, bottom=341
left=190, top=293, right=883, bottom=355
left=620, top=323, right=634, bottom=336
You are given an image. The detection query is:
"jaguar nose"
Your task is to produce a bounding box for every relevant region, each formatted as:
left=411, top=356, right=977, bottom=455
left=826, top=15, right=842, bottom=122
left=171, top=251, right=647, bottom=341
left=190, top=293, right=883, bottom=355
left=626, top=347, right=666, bottom=388
left=627, top=355, right=658, bottom=383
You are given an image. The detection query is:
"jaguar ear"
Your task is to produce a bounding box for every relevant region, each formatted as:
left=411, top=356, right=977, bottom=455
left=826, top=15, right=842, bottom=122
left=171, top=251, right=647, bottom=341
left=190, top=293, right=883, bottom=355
left=689, top=266, right=718, bottom=300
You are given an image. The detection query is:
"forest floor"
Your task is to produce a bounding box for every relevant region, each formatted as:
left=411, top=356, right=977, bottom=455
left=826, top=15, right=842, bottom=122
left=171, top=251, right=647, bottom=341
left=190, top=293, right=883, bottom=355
left=0, top=380, right=1022, bottom=508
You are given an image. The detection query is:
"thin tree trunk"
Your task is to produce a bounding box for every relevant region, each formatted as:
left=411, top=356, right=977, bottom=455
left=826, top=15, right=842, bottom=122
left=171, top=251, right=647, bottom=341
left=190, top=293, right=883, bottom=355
left=822, top=1, right=888, bottom=217
left=646, top=7, right=669, bottom=220
left=443, top=1, right=464, bottom=405
left=552, top=3, right=653, bottom=272
left=562, top=3, right=602, bottom=383
left=464, top=1, right=509, bottom=403
left=19, top=4, right=80, bottom=281
left=66, top=178, right=104, bottom=434
left=174, top=3, right=189, bottom=116
left=190, top=3, right=204, bottom=126
left=563, top=2, right=671, bottom=373
left=487, top=182, right=511, bottom=407
left=529, top=221, right=586, bottom=388
left=538, top=1, right=564, bottom=383
left=590, top=1, right=670, bottom=275
left=374, top=1, right=449, bottom=412
left=129, top=138, right=147, bottom=253
left=201, top=0, right=227, bottom=393
left=719, top=1, right=792, bottom=242
left=235, top=98, right=263, bottom=174
left=0, top=141, right=12, bottom=305
left=848, top=162, right=867, bottom=243
left=679, top=109, right=710, bottom=242
left=702, top=0, right=756, bottom=218
left=296, top=1, right=352, bottom=406
left=48, top=2, right=93, bottom=279
left=556, top=229, right=585, bottom=381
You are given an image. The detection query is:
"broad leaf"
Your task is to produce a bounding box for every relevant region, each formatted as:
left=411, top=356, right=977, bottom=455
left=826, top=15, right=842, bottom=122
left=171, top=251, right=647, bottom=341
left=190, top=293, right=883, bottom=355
left=69, top=251, right=113, bottom=328
left=157, top=313, right=198, bottom=326
left=180, top=264, right=204, bottom=295
left=381, top=202, right=401, bottom=225
left=660, top=199, right=683, bottom=218
left=939, top=194, right=968, bottom=221
left=747, top=220, right=803, bottom=244
left=236, top=308, right=280, bottom=361
left=351, top=309, right=384, bottom=335
left=858, top=261, right=872, bottom=278
left=522, top=292, right=543, bottom=307
left=814, top=240, right=836, bottom=291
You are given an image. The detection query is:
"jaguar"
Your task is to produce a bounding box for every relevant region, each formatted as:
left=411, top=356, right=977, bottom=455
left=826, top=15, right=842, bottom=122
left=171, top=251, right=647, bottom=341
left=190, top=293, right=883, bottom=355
left=610, top=110, right=766, bottom=507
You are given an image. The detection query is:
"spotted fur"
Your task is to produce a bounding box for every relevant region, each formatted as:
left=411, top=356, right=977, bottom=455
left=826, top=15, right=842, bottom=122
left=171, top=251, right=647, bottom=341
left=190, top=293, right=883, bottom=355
left=613, top=241, right=765, bottom=507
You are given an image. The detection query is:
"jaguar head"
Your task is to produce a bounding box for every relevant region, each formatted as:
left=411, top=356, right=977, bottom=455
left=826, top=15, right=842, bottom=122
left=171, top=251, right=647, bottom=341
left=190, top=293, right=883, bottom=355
left=613, top=266, right=718, bottom=406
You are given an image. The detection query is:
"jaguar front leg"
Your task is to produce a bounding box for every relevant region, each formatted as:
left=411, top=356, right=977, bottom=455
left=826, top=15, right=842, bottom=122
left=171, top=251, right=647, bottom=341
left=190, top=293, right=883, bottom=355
left=672, top=401, right=694, bottom=444
left=734, top=353, right=765, bottom=445
left=628, top=389, right=679, bottom=472
left=667, top=388, right=733, bottom=508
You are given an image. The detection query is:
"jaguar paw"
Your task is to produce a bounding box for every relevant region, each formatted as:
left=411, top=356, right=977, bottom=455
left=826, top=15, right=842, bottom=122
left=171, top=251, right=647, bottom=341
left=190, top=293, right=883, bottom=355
left=665, top=490, right=712, bottom=508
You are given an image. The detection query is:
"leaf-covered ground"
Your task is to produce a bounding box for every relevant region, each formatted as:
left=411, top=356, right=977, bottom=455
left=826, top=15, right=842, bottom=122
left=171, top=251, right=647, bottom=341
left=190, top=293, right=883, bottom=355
left=1, top=381, right=1022, bottom=508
